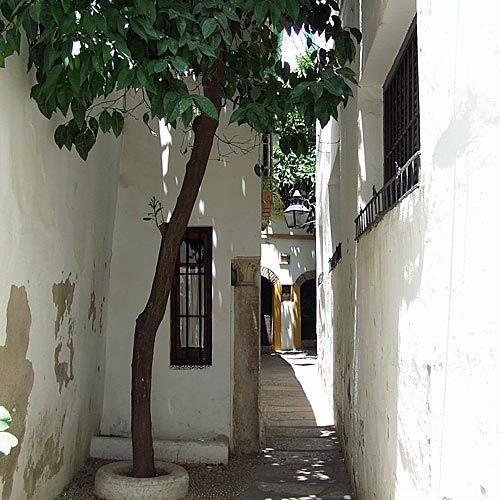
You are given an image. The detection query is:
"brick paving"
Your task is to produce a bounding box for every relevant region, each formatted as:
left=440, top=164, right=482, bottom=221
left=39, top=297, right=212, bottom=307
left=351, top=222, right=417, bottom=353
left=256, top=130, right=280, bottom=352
left=239, top=351, right=353, bottom=500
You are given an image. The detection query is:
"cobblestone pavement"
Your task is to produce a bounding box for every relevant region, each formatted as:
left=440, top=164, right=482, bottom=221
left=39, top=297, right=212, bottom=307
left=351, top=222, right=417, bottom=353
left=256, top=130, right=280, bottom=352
left=239, top=350, right=353, bottom=500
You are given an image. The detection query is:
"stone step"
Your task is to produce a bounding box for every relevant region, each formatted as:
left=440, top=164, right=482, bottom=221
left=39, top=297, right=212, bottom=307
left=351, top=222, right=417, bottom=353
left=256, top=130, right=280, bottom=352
left=262, top=405, right=314, bottom=412
left=265, top=410, right=318, bottom=420
left=265, top=436, right=341, bottom=451
left=262, top=385, right=304, bottom=392
left=265, top=425, right=338, bottom=438
left=265, top=419, right=319, bottom=427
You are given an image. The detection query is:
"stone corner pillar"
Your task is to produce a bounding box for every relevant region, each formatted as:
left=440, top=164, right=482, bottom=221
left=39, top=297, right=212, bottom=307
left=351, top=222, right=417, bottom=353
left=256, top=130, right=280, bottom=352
left=231, top=256, right=260, bottom=455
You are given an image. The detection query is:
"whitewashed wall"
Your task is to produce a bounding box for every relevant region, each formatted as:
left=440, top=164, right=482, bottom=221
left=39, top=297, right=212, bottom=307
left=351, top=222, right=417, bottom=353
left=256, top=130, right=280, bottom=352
left=317, top=0, right=500, bottom=499
left=0, top=54, right=121, bottom=499
left=261, top=218, right=315, bottom=350
left=100, top=98, right=260, bottom=444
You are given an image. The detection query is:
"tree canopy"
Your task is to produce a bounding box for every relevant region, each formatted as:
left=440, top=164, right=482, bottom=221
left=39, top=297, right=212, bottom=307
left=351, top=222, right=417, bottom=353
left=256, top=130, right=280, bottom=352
left=0, top=0, right=360, bottom=160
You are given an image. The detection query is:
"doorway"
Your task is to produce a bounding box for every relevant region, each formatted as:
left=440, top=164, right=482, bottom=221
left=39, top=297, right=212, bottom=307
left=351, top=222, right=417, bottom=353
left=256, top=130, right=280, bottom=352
left=300, top=279, right=316, bottom=346
left=261, top=277, right=273, bottom=348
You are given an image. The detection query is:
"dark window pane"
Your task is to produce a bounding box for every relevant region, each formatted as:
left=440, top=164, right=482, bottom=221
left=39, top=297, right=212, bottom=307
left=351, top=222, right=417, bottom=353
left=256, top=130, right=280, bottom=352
left=383, top=21, right=419, bottom=182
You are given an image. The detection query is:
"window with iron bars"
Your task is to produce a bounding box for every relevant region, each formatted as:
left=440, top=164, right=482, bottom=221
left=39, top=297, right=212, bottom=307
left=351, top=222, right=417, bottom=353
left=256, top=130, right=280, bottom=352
left=383, top=19, right=420, bottom=182
left=171, top=227, right=212, bottom=366
left=355, top=19, right=420, bottom=240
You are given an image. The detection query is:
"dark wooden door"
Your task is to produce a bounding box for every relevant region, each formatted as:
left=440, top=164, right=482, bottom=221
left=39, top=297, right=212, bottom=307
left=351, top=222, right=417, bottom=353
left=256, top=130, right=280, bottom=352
left=300, top=279, right=316, bottom=341
left=261, top=277, right=273, bottom=346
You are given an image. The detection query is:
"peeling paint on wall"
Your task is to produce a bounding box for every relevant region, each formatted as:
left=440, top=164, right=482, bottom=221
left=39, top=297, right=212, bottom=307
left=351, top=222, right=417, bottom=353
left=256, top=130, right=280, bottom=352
left=0, top=286, right=34, bottom=500
left=52, top=276, right=75, bottom=337
left=22, top=412, right=66, bottom=498
left=52, top=277, right=76, bottom=392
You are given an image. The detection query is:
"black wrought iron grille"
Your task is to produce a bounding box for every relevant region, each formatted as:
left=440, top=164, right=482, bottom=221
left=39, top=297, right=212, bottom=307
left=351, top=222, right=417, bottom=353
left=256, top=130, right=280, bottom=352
left=355, top=152, right=420, bottom=239
left=171, top=227, right=212, bottom=366
left=383, top=22, right=419, bottom=182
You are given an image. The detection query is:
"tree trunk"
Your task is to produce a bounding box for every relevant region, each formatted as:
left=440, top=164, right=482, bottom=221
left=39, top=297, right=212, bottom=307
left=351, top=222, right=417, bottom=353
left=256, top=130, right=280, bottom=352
left=131, top=64, right=225, bottom=478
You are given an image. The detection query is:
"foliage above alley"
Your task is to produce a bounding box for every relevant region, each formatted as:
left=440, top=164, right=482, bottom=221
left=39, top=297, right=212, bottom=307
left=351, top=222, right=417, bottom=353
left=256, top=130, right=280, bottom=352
left=273, top=108, right=316, bottom=223
left=0, top=0, right=360, bottom=160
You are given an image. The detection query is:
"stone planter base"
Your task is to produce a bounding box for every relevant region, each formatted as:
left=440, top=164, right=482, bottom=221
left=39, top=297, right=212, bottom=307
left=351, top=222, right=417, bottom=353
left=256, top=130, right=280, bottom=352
left=95, top=461, right=189, bottom=500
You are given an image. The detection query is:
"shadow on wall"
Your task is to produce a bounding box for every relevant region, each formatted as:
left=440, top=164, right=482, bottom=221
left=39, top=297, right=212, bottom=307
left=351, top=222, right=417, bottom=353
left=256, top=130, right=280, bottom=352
left=338, top=140, right=428, bottom=499
left=107, top=109, right=259, bottom=440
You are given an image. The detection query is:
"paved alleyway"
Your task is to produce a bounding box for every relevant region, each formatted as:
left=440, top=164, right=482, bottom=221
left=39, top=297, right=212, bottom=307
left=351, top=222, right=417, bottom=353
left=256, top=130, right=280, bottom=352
left=240, top=351, right=353, bottom=500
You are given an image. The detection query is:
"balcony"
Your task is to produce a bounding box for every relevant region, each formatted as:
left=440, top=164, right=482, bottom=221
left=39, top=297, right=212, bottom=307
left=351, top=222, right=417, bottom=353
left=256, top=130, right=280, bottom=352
left=355, top=152, right=420, bottom=240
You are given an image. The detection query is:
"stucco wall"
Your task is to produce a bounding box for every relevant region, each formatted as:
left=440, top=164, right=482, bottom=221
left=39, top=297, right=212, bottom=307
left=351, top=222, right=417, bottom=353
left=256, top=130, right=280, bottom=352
left=417, top=1, right=500, bottom=497
left=261, top=218, right=316, bottom=350
left=100, top=100, right=260, bottom=444
left=317, top=1, right=500, bottom=499
left=0, top=54, right=121, bottom=499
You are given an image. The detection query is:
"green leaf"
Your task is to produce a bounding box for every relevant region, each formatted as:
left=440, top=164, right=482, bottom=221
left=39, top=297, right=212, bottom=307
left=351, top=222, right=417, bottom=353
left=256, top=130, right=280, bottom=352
left=349, top=27, right=362, bottom=44
left=171, top=56, right=188, bottom=72
left=182, top=106, right=193, bottom=128
left=177, top=18, right=186, bottom=36
left=111, top=110, right=125, bottom=137
left=71, top=100, right=86, bottom=128
left=112, top=35, right=131, bottom=59
left=153, top=59, right=169, bottom=73
left=289, top=82, right=309, bottom=102
left=75, top=128, right=96, bottom=160
left=136, top=68, right=156, bottom=94
left=99, top=110, right=112, bottom=133
left=311, top=82, right=324, bottom=100
left=202, top=18, right=217, bottom=39
left=163, top=92, right=178, bottom=118
left=89, top=117, right=99, bottom=135
left=116, top=67, right=135, bottom=91
left=54, top=124, right=67, bottom=150
left=229, top=107, right=246, bottom=125
left=324, top=76, right=344, bottom=96
left=178, top=96, right=193, bottom=115
left=288, top=0, right=299, bottom=22
left=254, top=1, right=268, bottom=26
left=193, top=95, right=218, bottom=121
left=199, top=43, right=216, bottom=58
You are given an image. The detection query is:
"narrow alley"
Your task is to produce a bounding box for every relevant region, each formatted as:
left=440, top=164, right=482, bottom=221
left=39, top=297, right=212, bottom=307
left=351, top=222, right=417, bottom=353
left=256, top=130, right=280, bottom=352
left=241, top=351, right=352, bottom=500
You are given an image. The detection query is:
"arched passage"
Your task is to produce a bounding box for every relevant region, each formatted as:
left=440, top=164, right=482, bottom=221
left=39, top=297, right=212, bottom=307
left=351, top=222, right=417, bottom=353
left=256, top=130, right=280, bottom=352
left=293, top=270, right=317, bottom=350
left=260, top=267, right=281, bottom=351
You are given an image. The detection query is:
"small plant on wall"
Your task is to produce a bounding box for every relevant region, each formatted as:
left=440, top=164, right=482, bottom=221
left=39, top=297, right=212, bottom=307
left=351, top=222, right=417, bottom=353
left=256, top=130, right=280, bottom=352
left=0, top=406, right=18, bottom=460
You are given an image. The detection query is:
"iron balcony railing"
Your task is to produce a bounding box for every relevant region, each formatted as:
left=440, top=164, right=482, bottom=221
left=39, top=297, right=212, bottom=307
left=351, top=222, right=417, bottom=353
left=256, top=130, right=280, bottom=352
left=355, top=151, right=421, bottom=240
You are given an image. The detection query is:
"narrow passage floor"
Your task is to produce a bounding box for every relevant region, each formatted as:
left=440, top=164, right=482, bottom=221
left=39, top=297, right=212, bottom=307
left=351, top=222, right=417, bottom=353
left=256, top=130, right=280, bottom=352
left=240, top=351, right=353, bottom=500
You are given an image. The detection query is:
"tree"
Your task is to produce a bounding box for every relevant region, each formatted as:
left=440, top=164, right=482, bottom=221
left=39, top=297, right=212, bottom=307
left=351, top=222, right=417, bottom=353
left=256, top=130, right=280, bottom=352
left=273, top=108, right=316, bottom=228
left=0, top=0, right=360, bottom=478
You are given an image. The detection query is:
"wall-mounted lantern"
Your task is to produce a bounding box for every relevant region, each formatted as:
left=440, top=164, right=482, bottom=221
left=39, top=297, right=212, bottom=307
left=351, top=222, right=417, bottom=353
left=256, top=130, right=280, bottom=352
left=283, top=190, right=311, bottom=229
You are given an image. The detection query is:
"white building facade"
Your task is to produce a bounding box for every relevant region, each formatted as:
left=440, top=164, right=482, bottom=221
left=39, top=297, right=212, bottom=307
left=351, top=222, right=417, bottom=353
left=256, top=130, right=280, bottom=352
left=261, top=218, right=316, bottom=351
left=316, top=1, right=500, bottom=499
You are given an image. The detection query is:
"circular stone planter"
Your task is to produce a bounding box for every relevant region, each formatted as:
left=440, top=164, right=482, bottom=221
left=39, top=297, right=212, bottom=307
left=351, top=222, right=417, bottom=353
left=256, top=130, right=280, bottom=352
left=95, top=461, right=189, bottom=500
